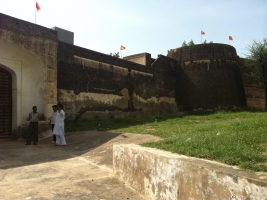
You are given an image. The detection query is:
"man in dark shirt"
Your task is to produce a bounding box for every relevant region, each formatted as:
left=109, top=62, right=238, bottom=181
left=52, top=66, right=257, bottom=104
left=25, top=106, right=39, bottom=145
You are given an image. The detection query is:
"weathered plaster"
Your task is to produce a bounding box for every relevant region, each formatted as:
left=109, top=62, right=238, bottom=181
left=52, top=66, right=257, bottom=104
left=113, top=144, right=267, bottom=200
left=0, top=13, right=58, bottom=138
left=58, top=89, right=177, bottom=121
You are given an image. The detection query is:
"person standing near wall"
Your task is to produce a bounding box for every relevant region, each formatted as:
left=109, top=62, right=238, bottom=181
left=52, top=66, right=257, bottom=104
left=25, top=106, right=39, bottom=145
left=53, top=104, right=66, bottom=146
left=50, top=105, right=58, bottom=143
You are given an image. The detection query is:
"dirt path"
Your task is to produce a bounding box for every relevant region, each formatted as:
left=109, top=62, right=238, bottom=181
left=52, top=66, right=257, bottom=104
left=0, top=131, right=161, bottom=200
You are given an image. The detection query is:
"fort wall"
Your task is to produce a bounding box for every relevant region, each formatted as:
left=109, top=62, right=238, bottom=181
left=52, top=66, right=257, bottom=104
left=57, top=42, right=177, bottom=121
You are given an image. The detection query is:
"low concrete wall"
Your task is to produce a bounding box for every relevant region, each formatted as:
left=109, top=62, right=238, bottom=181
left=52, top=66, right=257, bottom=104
left=113, top=144, right=267, bottom=200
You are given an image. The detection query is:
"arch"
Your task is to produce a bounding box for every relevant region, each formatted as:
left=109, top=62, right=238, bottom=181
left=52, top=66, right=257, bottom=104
left=0, top=64, right=17, bottom=136
left=0, top=67, right=12, bottom=137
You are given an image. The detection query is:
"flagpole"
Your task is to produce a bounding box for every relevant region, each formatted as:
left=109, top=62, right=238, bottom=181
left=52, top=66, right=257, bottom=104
left=120, top=50, right=122, bottom=58
left=201, top=34, right=202, bottom=44
left=35, top=11, right=36, bottom=24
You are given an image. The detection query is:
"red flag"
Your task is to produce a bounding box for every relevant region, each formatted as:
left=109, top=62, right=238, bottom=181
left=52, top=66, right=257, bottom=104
left=229, top=36, right=233, bottom=40
left=201, top=31, right=205, bottom=35
left=120, top=45, right=126, bottom=50
left=36, top=2, right=41, bottom=11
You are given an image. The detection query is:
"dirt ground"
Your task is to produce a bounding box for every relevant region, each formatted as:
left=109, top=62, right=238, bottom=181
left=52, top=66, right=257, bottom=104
left=0, top=131, right=161, bottom=200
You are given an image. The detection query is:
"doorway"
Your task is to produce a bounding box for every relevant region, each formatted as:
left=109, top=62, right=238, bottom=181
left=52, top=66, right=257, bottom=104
left=0, top=67, right=12, bottom=138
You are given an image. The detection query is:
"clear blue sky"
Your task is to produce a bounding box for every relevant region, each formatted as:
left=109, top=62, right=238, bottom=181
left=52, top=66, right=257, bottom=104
left=1, top=0, right=266, bottom=58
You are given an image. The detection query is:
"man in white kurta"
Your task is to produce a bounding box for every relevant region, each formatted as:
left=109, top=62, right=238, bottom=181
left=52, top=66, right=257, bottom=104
left=53, top=104, right=66, bottom=146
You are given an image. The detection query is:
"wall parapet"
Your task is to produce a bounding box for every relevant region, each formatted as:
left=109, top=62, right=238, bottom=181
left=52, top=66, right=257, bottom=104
left=0, top=13, right=57, bottom=41
left=168, top=43, right=238, bottom=62
left=113, top=144, right=267, bottom=200
left=57, top=41, right=153, bottom=74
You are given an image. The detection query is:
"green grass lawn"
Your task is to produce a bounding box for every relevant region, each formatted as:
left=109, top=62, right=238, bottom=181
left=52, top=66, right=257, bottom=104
left=66, top=110, right=267, bottom=172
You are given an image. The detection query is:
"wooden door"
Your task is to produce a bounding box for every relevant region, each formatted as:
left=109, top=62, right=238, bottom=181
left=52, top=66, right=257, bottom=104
left=0, top=67, right=12, bottom=138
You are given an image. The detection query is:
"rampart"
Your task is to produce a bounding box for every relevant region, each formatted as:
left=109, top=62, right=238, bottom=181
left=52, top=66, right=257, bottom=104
left=57, top=41, right=177, bottom=121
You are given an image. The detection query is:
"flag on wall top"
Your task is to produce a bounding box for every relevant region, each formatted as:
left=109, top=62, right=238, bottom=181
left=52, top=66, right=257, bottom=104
left=201, top=31, right=205, bottom=35
left=36, top=2, right=41, bottom=11
left=120, top=45, right=126, bottom=50
left=229, top=36, right=233, bottom=40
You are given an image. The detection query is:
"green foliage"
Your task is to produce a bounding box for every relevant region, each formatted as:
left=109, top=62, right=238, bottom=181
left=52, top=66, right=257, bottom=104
left=181, top=41, right=188, bottom=47
left=66, top=111, right=267, bottom=172
left=188, top=39, right=195, bottom=46
left=210, top=41, right=213, bottom=43
left=181, top=40, right=195, bottom=47
left=245, top=38, right=267, bottom=88
left=202, top=39, right=207, bottom=44
left=109, top=52, right=120, bottom=58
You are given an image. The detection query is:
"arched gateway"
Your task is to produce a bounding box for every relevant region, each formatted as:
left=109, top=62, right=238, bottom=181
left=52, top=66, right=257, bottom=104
left=0, top=67, right=12, bottom=137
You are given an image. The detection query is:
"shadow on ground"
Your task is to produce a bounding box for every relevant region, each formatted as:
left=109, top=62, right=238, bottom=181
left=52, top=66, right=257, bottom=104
left=0, top=130, right=161, bottom=171
left=0, top=131, right=161, bottom=199
left=0, top=131, right=121, bottom=170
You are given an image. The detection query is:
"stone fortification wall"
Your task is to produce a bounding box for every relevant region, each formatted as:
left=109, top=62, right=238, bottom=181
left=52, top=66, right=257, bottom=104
left=176, top=61, right=246, bottom=110
left=168, top=44, right=246, bottom=110
left=57, top=42, right=177, bottom=121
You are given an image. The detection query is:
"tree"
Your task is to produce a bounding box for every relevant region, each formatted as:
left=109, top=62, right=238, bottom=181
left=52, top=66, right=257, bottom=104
left=209, top=41, right=213, bottom=43
left=203, top=39, right=207, bottom=44
left=245, top=38, right=267, bottom=109
left=182, top=41, right=188, bottom=47
left=188, top=39, right=195, bottom=46
left=109, top=52, right=120, bottom=58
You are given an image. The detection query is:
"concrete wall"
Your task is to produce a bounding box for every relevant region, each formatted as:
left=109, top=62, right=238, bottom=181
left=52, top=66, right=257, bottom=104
left=51, top=26, right=74, bottom=45
left=123, top=53, right=152, bottom=67
left=57, top=42, right=177, bottom=121
left=0, top=13, right=58, bottom=138
left=113, top=144, right=267, bottom=200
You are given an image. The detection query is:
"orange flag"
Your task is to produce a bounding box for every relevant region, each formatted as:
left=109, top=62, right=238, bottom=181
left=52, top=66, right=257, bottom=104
left=120, top=45, right=126, bottom=50
left=229, top=36, right=233, bottom=40
left=201, top=31, right=205, bottom=35
left=36, top=2, right=41, bottom=11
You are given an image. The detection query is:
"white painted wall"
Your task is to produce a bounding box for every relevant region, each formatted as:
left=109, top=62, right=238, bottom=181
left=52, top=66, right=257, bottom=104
left=0, top=38, right=46, bottom=132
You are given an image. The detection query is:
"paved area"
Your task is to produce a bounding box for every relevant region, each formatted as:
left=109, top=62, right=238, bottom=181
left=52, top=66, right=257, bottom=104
left=0, top=131, right=161, bottom=200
